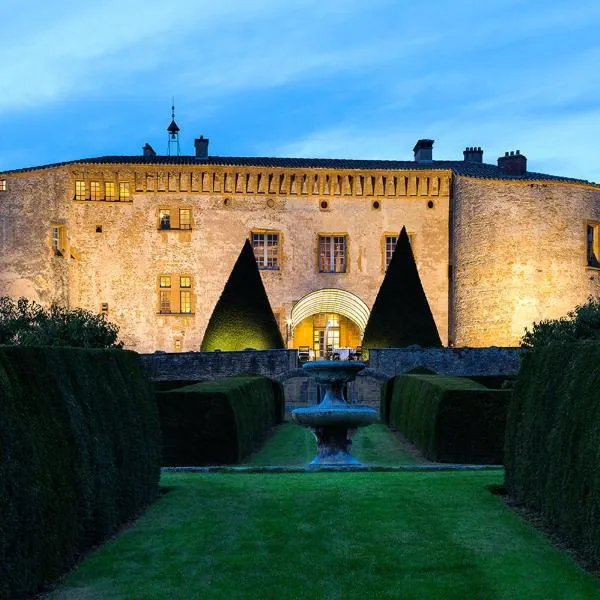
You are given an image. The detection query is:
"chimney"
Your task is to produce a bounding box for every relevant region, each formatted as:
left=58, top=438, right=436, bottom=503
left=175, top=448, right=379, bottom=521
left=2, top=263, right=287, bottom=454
left=142, top=143, right=156, bottom=157
left=413, top=139, right=434, bottom=162
left=497, top=150, right=527, bottom=175
left=194, top=136, right=209, bottom=159
left=463, top=146, right=483, bottom=163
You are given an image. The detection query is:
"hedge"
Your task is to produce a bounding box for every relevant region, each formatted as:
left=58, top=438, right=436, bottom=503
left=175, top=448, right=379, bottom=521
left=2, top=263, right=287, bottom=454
left=386, top=374, right=510, bottom=464
left=0, top=347, right=160, bottom=600
left=157, top=374, right=284, bottom=466
left=504, top=342, right=600, bottom=568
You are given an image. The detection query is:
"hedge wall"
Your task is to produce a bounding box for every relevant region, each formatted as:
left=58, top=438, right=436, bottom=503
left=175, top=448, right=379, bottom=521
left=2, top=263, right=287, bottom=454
left=157, top=374, right=284, bottom=466
left=0, top=347, right=160, bottom=600
left=387, top=374, right=510, bottom=464
left=504, top=342, right=600, bottom=568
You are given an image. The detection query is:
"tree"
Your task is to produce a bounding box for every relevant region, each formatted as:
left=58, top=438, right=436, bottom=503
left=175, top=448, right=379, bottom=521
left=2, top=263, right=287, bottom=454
left=521, top=297, right=600, bottom=350
left=362, top=227, right=442, bottom=349
left=201, top=240, right=285, bottom=351
left=0, top=296, right=122, bottom=348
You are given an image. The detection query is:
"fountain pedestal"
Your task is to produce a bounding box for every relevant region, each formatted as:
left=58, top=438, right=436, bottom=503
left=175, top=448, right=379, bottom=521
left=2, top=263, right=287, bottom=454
left=291, top=361, right=378, bottom=465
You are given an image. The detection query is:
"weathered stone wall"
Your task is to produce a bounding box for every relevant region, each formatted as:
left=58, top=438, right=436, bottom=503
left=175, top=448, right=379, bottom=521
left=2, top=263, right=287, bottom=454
left=368, top=346, right=522, bottom=377
left=452, top=177, right=600, bottom=346
left=0, top=168, right=71, bottom=305
left=64, top=165, right=450, bottom=352
left=140, top=349, right=298, bottom=381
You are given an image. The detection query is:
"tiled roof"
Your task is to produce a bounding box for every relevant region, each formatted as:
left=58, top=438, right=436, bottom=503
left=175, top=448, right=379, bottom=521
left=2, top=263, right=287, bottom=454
left=2, top=155, right=597, bottom=185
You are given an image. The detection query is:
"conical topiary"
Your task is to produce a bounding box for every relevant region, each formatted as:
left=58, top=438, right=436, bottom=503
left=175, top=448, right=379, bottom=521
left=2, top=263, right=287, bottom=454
left=362, top=226, right=442, bottom=349
left=201, top=239, right=285, bottom=351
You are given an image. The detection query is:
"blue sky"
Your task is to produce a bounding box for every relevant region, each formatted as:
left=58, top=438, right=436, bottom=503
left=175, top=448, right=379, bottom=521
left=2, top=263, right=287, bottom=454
left=1, top=0, right=599, bottom=182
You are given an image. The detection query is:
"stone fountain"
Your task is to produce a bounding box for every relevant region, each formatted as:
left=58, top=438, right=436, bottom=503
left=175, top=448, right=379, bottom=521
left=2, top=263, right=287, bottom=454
left=291, top=360, right=378, bottom=465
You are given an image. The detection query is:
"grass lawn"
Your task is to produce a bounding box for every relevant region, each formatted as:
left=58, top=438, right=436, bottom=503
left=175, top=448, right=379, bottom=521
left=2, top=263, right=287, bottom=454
left=243, top=422, right=427, bottom=466
left=45, top=471, right=599, bottom=599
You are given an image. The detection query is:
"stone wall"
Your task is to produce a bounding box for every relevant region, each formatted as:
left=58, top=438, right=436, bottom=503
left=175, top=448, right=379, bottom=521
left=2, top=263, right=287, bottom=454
left=452, top=176, right=600, bottom=346
left=367, top=346, right=522, bottom=377
left=140, top=349, right=298, bottom=381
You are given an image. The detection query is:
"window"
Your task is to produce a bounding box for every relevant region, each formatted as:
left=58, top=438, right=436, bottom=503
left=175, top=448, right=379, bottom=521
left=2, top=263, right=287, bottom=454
left=159, top=210, right=171, bottom=230
left=119, top=182, right=130, bottom=201
left=158, top=274, right=194, bottom=314
left=587, top=223, right=600, bottom=267
left=105, top=182, right=116, bottom=201
left=383, top=232, right=415, bottom=269
left=0, top=179, right=6, bottom=191
left=51, top=225, right=66, bottom=257
left=251, top=232, right=280, bottom=270
left=179, top=209, right=191, bottom=230
left=159, top=276, right=172, bottom=313
left=75, top=180, right=86, bottom=201
left=89, top=181, right=100, bottom=201
left=319, top=235, right=346, bottom=273
left=180, top=290, right=192, bottom=313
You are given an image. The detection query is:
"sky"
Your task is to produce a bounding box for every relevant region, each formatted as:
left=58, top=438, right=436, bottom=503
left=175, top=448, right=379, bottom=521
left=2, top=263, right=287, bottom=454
left=0, top=0, right=599, bottom=182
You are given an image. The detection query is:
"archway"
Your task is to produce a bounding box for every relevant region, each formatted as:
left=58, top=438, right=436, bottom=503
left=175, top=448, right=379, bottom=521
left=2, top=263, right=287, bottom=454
left=289, top=289, right=370, bottom=358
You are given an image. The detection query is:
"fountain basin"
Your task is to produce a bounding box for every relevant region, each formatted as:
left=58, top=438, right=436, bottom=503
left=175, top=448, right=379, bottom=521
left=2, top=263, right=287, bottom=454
left=291, top=359, right=378, bottom=465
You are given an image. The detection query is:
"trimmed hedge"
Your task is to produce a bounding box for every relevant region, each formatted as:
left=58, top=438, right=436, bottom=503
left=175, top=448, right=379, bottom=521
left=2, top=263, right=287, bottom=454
left=504, top=342, right=600, bottom=568
left=0, top=347, right=160, bottom=600
left=386, top=374, right=510, bottom=464
left=157, top=374, right=284, bottom=466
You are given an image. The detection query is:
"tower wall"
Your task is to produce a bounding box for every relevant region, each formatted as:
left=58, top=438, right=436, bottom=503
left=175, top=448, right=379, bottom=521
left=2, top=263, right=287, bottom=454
left=452, top=176, right=600, bottom=346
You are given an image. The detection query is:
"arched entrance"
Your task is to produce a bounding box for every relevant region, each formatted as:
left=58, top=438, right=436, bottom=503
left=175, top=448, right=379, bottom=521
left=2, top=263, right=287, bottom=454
left=289, top=289, right=370, bottom=358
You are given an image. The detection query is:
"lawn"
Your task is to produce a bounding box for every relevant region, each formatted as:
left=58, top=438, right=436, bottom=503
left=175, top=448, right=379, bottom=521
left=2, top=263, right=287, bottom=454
left=45, top=471, right=599, bottom=599
left=243, top=422, right=427, bottom=466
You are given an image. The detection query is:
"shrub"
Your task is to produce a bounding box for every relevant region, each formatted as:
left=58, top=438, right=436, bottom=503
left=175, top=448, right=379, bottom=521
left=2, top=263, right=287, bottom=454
left=0, top=296, right=122, bottom=348
left=157, top=374, right=284, bottom=466
left=387, top=374, right=510, bottom=464
left=521, top=297, right=600, bottom=350
left=201, top=240, right=284, bottom=351
left=0, top=347, right=160, bottom=599
left=504, top=342, right=600, bottom=568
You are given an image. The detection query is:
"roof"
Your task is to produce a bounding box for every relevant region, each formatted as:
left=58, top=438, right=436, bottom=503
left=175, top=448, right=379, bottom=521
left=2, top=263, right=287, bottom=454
left=1, top=154, right=596, bottom=185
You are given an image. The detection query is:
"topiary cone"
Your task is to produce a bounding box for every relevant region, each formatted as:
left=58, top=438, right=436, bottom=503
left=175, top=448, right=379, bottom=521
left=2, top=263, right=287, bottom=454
left=201, top=239, right=285, bottom=351
left=362, top=226, right=442, bottom=349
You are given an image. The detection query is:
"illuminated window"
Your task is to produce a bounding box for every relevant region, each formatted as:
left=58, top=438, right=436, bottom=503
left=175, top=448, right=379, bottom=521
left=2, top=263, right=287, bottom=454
left=174, top=338, right=183, bottom=351
left=251, top=232, right=280, bottom=270
left=0, top=179, right=6, bottom=191
left=587, top=223, right=600, bottom=268
left=51, top=225, right=66, bottom=257
left=180, top=290, right=192, bottom=313
left=75, top=180, right=86, bottom=201
left=319, top=235, right=346, bottom=273
left=159, top=209, right=171, bottom=230
left=90, top=181, right=101, bottom=201
left=105, top=182, right=116, bottom=201
left=119, top=182, right=130, bottom=201
left=179, top=209, right=191, bottom=230
left=158, top=275, right=194, bottom=314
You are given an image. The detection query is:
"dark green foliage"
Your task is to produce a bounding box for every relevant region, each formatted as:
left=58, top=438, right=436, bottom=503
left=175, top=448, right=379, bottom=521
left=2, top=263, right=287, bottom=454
left=157, top=375, right=284, bottom=466
left=521, top=296, right=600, bottom=350
left=0, top=296, right=122, bottom=348
left=200, top=240, right=285, bottom=351
left=466, top=375, right=516, bottom=389
left=362, top=227, right=442, bottom=349
left=0, top=347, right=160, bottom=600
left=387, top=374, right=510, bottom=464
left=504, top=342, right=600, bottom=568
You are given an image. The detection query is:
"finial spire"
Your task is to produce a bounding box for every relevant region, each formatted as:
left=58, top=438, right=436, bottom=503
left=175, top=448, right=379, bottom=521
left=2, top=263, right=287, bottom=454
left=167, top=98, right=181, bottom=156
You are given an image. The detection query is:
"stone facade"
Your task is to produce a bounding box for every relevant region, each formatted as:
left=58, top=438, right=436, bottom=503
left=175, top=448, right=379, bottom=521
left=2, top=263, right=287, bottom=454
left=1, top=143, right=599, bottom=351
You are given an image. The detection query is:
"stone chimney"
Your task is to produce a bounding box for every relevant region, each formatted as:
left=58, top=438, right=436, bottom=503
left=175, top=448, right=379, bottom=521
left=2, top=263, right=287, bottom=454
left=194, top=136, right=209, bottom=159
left=413, top=139, right=434, bottom=162
left=142, top=143, right=156, bottom=157
left=463, top=146, right=483, bottom=163
left=497, top=150, right=527, bottom=175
